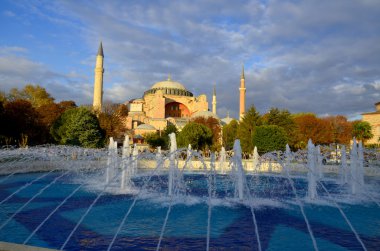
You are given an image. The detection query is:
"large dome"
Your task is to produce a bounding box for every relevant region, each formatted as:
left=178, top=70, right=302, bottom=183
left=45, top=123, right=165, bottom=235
left=144, top=76, right=193, bottom=97
left=151, top=80, right=186, bottom=91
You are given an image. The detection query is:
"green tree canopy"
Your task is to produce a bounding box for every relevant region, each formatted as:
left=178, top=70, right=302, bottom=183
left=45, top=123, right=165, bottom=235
left=252, top=125, right=288, bottom=153
left=144, top=124, right=179, bottom=150
left=145, top=133, right=166, bottom=149
left=222, top=119, right=239, bottom=150
left=192, top=116, right=222, bottom=151
left=51, top=107, right=104, bottom=148
left=263, top=108, right=297, bottom=148
left=164, top=124, right=178, bottom=136
left=177, top=122, right=212, bottom=150
left=9, top=84, right=54, bottom=108
left=236, top=106, right=262, bottom=153
left=352, top=121, right=373, bottom=142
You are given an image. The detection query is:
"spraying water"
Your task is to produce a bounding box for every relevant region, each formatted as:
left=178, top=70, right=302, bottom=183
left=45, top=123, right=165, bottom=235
left=340, top=145, right=348, bottom=184
left=252, top=146, right=260, bottom=173
left=168, top=133, right=177, bottom=196
left=284, top=144, right=291, bottom=174
left=219, top=146, right=226, bottom=174
left=0, top=138, right=378, bottom=250
left=232, top=139, right=245, bottom=200
left=307, top=139, right=317, bottom=200
left=316, top=145, right=323, bottom=179
left=350, top=138, right=358, bottom=195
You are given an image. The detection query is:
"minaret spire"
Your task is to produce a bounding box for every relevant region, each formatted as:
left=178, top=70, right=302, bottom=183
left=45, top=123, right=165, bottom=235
left=239, top=64, right=246, bottom=121
left=93, top=42, right=104, bottom=113
left=97, top=41, right=104, bottom=57
left=212, top=85, right=217, bottom=115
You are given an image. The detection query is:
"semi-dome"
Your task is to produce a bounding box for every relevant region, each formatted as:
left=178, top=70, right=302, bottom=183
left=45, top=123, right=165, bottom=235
left=191, top=110, right=219, bottom=120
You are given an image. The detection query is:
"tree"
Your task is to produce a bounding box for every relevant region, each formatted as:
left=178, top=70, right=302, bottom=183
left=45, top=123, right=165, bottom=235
left=192, top=116, right=221, bottom=151
left=158, top=124, right=179, bottom=150
left=222, top=119, right=238, bottom=150
left=263, top=108, right=297, bottom=148
left=144, top=124, right=179, bottom=150
left=352, top=121, right=373, bottom=142
left=163, top=124, right=178, bottom=136
left=98, top=102, right=128, bottom=140
left=8, top=84, right=54, bottom=108
left=0, top=101, right=5, bottom=143
left=177, top=122, right=212, bottom=151
left=252, top=125, right=288, bottom=153
left=35, top=100, right=77, bottom=143
left=51, top=107, right=104, bottom=148
left=236, top=106, right=262, bottom=153
left=323, top=115, right=352, bottom=145
left=145, top=133, right=166, bottom=149
left=293, top=114, right=333, bottom=148
left=0, top=91, right=6, bottom=103
left=1, top=99, right=44, bottom=145
left=59, top=100, right=77, bottom=110
left=37, top=101, right=77, bottom=129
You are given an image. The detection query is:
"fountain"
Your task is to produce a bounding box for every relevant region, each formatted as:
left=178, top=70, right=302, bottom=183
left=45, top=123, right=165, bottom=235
left=231, top=140, right=246, bottom=200
left=218, top=146, right=226, bottom=174
left=106, top=137, right=117, bottom=184
left=0, top=136, right=379, bottom=250
left=307, top=139, right=317, bottom=200
left=120, top=135, right=131, bottom=190
left=187, top=144, right=193, bottom=171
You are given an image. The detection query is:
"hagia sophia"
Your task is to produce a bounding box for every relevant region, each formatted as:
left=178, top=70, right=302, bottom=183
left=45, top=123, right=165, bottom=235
left=92, top=42, right=244, bottom=138
left=92, top=42, right=380, bottom=146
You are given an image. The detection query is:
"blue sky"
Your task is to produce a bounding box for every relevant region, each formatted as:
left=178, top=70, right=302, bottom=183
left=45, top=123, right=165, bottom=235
left=0, top=0, right=379, bottom=120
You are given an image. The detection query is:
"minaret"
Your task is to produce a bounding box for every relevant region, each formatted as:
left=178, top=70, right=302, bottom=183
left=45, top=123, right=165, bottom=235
left=239, top=64, right=246, bottom=121
left=93, top=42, right=104, bottom=113
left=212, top=85, right=217, bottom=115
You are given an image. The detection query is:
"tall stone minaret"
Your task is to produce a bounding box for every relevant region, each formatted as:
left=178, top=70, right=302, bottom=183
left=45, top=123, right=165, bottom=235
left=239, top=64, right=246, bottom=121
left=93, top=42, right=104, bottom=113
left=212, top=85, right=217, bottom=115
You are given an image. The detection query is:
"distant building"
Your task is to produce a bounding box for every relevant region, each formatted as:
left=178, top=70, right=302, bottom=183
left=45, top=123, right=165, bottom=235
left=362, top=102, right=380, bottom=145
left=125, top=75, right=209, bottom=132
left=92, top=43, right=244, bottom=142
left=221, top=112, right=235, bottom=125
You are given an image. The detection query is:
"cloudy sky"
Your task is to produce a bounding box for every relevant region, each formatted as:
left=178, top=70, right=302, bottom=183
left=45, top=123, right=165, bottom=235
left=0, top=0, right=379, bottom=120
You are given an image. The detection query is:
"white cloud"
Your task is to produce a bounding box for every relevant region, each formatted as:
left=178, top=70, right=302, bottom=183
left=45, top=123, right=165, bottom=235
left=0, top=46, right=28, bottom=55
left=2, top=10, right=15, bottom=17
left=0, top=53, right=91, bottom=105
left=1, top=0, right=380, bottom=119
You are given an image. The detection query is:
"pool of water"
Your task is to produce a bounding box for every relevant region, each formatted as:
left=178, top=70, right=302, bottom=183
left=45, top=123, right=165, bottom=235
left=0, top=171, right=379, bottom=250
